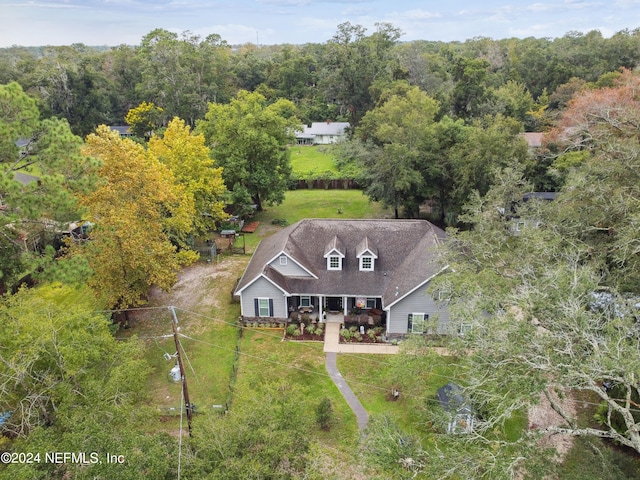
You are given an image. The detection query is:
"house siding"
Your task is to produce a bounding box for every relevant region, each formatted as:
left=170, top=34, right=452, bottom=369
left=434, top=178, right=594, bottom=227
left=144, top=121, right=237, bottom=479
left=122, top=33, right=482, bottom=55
left=268, top=256, right=311, bottom=277
left=240, top=277, right=288, bottom=318
left=387, top=283, right=450, bottom=334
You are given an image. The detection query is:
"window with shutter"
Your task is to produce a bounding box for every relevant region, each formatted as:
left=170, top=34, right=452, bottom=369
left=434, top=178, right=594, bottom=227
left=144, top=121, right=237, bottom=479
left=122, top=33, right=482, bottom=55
left=257, top=298, right=270, bottom=317
left=409, top=313, right=427, bottom=334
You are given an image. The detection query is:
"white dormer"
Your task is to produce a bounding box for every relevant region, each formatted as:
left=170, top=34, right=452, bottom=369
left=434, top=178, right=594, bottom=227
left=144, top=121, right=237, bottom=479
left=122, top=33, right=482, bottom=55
left=356, top=236, right=378, bottom=272
left=324, top=235, right=345, bottom=271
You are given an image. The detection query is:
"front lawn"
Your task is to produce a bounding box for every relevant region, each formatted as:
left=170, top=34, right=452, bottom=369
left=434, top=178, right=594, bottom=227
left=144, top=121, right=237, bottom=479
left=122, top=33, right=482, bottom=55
left=233, top=329, right=361, bottom=448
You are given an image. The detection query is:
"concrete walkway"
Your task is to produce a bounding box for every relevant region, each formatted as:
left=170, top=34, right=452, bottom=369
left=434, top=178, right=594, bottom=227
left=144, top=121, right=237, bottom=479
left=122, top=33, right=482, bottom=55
left=322, top=321, right=400, bottom=354
left=325, top=351, right=369, bottom=431
left=322, top=317, right=399, bottom=431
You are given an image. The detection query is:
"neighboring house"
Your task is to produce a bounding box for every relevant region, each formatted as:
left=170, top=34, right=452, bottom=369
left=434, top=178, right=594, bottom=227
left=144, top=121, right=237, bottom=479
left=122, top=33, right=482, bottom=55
left=13, top=172, right=41, bottom=187
left=509, top=191, right=557, bottom=235
left=234, top=219, right=450, bottom=337
left=296, top=121, right=349, bottom=145
left=109, top=125, right=133, bottom=137
left=437, top=382, right=475, bottom=434
left=520, top=132, right=544, bottom=149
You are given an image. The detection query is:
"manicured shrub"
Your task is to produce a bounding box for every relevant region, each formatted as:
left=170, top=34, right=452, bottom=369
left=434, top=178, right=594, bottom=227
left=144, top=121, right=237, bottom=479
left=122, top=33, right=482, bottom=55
left=340, top=328, right=352, bottom=341
left=286, top=325, right=297, bottom=336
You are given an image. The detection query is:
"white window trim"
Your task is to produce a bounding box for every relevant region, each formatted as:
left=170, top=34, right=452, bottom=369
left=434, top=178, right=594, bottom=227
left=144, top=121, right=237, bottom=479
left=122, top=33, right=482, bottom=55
left=359, top=256, right=374, bottom=271
left=258, top=298, right=270, bottom=317
left=366, top=298, right=376, bottom=309
left=410, top=313, right=427, bottom=334
left=279, top=255, right=288, bottom=266
left=459, top=323, right=472, bottom=335
left=328, top=256, right=342, bottom=270
left=300, top=296, right=311, bottom=307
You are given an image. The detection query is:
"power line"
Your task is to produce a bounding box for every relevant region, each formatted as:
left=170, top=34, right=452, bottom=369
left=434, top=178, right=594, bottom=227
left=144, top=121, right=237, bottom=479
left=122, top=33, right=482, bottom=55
left=114, top=306, right=635, bottom=413
left=170, top=306, right=193, bottom=436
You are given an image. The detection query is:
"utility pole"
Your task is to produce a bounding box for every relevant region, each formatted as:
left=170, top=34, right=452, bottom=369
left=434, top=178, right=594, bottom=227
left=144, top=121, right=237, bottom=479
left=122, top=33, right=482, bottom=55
left=170, top=306, right=193, bottom=436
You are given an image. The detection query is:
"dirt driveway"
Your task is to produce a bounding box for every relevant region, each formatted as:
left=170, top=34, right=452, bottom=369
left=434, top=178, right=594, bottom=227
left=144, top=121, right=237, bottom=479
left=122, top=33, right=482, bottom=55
left=127, top=254, right=249, bottom=332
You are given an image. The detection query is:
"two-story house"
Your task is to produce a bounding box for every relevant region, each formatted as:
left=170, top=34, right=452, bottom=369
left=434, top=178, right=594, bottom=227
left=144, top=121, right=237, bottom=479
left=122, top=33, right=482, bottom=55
left=234, top=219, right=450, bottom=337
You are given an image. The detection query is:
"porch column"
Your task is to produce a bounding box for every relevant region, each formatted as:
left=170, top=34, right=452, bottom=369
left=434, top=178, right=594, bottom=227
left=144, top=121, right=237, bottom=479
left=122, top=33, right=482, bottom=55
left=318, top=296, right=323, bottom=322
left=343, top=296, right=348, bottom=316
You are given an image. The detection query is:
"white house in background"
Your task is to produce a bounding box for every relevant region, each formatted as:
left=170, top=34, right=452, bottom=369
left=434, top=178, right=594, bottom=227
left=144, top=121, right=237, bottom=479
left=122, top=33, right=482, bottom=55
left=234, top=219, right=451, bottom=337
left=296, top=121, right=350, bottom=145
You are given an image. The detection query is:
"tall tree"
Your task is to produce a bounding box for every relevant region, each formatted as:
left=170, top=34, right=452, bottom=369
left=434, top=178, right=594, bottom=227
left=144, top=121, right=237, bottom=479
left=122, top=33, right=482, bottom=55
left=0, top=82, right=96, bottom=290
left=77, top=125, right=196, bottom=310
left=440, top=71, right=640, bottom=457
left=0, top=284, right=177, bottom=479
left=356, top=84, right=439, bottom=218
left=449, top=114, right=528, bottom=217
left=148, top=117, right=227, bottom=236
left=197, top=90, right=299, bottom=212
left=320, top=22, right=402, bottom=124
left=136, top=29, right=232, bottom=125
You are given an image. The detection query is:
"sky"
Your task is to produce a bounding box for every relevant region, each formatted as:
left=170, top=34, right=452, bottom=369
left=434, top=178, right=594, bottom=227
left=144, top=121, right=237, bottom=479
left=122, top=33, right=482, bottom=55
left=1, top=0, right=640, bottom=47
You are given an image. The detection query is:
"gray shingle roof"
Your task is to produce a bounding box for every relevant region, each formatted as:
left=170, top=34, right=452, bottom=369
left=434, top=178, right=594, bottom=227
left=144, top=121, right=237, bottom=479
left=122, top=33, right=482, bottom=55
left=236, top=219, right=446, bottom=306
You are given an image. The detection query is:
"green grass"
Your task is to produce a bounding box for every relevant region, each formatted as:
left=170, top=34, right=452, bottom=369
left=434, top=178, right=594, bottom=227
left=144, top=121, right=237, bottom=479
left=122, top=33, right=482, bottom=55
left=336, top=351, right=459, bottom=435
left=290, top=145, right=339, bottom=177
left=233, top=330, right=361, bottom=448
left=257, top=189, right=392, bottom=225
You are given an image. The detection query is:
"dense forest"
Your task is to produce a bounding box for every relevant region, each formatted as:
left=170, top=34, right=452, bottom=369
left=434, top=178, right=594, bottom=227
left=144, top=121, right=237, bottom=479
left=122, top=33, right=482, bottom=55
left=2, top=25, right=640, bottom=135
left=3, top=23, right=640, bottom=479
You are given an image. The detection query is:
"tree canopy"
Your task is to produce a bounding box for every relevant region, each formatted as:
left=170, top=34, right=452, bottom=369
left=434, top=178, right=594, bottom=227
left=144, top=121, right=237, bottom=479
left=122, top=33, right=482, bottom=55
left=439, top=71, right=640, bottom=459
left=198, top=90, right=299, bottom=212
left=77, top=125, right=196, bottom=309
left=148, top=117, right=227, bottom=237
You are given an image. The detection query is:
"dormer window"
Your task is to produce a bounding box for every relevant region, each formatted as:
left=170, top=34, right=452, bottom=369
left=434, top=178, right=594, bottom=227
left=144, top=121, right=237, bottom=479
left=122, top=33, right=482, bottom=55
left=360, top=256, right=374, bottom=271
left=356, top=236, right=378, bottom=272
left=328, top=255, right=342, bottom=270
left=324, top=235, right=345, bottom=271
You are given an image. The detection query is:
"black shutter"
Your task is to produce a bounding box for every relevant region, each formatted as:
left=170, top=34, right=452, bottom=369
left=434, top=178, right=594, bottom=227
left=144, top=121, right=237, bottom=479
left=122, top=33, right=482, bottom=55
left=254, top=298, right=259, bottom=316
left=269, top=299, right=274, bottom=317
left=408, top=313, right=413, bottom=332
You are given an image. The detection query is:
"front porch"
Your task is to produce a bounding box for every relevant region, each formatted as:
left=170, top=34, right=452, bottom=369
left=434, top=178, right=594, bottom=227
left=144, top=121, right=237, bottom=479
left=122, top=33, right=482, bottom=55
left=287, top=294, right=385, bottom=324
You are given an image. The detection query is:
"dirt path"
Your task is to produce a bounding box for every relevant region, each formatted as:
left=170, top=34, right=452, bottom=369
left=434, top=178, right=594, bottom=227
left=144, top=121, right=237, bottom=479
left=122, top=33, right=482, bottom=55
left=127, top=255, right=249, bottom=332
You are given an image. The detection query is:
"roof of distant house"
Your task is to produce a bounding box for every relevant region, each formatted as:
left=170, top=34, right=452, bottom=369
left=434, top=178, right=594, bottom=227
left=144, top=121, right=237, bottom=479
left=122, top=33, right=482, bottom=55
left=13, top=172, right=40, bottom=186
left=110, top=125, right=132, bottom=136
left=523, top=191, right=557, bottom=201
left=300, top=121, right=350, bottom=137
left=521, top=132, right=544, bottom=148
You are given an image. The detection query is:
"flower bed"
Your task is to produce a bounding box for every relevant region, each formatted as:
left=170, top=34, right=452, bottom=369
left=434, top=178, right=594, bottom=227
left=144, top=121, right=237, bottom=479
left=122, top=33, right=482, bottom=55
left=284, top=322, right=325, bottom=341
left=241, top=317, right=287, bottom=329
left=339, top=325, right=385, bottom=343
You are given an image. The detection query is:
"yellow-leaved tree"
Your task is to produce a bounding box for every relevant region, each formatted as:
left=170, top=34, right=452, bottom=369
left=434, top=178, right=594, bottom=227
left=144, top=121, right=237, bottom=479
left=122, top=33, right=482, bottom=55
left=148, top=117, right=227, bottom=237
left=79, top=125, right=196, bottom=310
left=124, top=101, right=164, bottom=139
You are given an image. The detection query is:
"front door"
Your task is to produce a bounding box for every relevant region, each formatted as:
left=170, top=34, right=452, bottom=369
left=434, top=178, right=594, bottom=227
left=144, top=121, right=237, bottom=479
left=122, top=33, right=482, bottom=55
left=326, top=297, right=342, bottom=312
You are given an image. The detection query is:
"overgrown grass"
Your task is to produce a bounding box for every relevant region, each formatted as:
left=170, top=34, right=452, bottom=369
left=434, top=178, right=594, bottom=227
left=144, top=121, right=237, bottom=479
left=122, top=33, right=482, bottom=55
left=290, top=145, right=338, bottom=177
